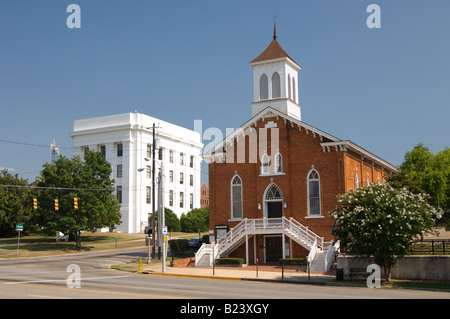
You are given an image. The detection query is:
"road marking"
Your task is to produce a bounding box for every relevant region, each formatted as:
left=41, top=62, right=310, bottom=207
left=28, top=294, right=69, bottom=299
left=2, top=282, right=187, bottom=299
left=1, top=274, right=133, bottom=285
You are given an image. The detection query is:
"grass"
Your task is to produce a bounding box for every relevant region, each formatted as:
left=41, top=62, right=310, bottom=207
left=0, top=231, right=203, bottom=258
left=383, top=280, right=450, bottom=291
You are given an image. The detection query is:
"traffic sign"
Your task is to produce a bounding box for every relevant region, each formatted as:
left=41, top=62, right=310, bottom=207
left=162, top=226, right=167, bottom=236
left=16, top=223, right=23, bottom=232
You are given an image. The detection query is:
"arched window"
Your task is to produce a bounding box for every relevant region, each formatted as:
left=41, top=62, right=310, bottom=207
left=261, top=154, right=270, bottom=175
left=355, top=170, right=360, bottom=189
left=307, top=169, right=321, bottom=215
left=260, top=74, right=268, bottom=100
left=265, top=184, right=282, bottom=201
left=231, top=175, right=243, bottom=219
left=275, top=153, right=282, bottom=173
left=288, top=74, right=291, bottom=99
left=272, top=72, right=281, bottom=98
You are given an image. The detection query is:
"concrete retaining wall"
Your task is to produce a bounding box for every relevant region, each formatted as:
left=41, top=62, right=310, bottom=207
left=337, top=255, right=450, bottom=281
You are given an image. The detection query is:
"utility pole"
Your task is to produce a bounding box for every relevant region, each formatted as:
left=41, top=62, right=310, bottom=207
left=151, top=123, right=156, bottom=263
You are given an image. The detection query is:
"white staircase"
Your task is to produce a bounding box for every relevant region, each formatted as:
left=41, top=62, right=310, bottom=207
left=195, top=217, right=338, bottom=273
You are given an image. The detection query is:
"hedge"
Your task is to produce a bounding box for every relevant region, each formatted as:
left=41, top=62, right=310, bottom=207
left=215, top=258, right=245, bottom=265
left=279, top=258, right=307, bottom=266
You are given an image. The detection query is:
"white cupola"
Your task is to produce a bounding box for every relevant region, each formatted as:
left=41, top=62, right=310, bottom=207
left=249, top=22, right=302, bottom=121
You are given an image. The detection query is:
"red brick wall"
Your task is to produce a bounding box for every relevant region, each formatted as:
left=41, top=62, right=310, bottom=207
left=208, top=115, right=393, bottom=263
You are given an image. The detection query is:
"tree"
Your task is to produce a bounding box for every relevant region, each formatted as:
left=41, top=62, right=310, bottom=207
left=386, top=143, right=450, bottom=229
left=153, top=208, right=181, bottom=233
left=164, top=208, right=180, bottom=232
left=0, top=170, right=34, bottom=236
left=329, top=183, right=442, bottom=282
left=35, top=152, right=121, bottom=249
left=180, top=207, right=209, bottom=233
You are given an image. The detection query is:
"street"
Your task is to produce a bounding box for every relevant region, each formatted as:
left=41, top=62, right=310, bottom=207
left=0, top=247, right=449, bottom=301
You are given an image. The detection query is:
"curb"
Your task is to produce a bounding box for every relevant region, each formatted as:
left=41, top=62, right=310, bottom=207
left=135, top=271, right=243, bottom=281
left=134, top=269, right=338, bottom=286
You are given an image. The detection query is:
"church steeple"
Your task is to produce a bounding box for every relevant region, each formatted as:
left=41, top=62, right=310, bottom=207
left=249, top=24, right=302, bottom=121
left=273, top=18, right=277, bottom=40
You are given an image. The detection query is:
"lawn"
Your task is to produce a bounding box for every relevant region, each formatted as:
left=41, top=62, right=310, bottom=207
left=0, top=231, right=207, bottom=258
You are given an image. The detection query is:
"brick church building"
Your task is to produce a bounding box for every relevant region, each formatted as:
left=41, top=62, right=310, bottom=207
left=198, top=26, right=398, bottom=271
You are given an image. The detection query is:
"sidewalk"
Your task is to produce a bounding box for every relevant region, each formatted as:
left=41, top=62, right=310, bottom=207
left=137, top=263, right=340, bottom=285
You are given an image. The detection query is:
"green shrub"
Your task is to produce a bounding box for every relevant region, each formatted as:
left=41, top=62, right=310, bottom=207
left=279, top=258, right=307, bottom=266
left=215, top=258, right=244, bottom=265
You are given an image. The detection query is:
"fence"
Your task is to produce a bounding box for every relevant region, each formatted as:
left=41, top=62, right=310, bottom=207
left=410, top=239, right=450, bottom=255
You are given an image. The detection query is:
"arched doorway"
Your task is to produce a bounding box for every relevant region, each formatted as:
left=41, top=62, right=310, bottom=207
left=264, top=183, right=283, bottom=218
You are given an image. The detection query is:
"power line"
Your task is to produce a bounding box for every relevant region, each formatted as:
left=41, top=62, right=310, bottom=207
left=0, top=139, right=71, bottom=150
left=0, top=184, right=113, bottom=192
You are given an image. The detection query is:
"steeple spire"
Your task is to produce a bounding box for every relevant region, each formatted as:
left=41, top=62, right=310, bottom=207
left=273, top=15, right=277, bottom=40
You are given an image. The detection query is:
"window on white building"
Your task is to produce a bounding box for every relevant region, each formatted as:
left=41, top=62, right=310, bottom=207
left=190, top=193, right=193, bottom=209
left=117, top=144, right=123, bottom=157
left=180, top=192, right=184, bottom=208
left=117, top=164, right=123, bottom=178
left=272, top=72, right=281, bottom=98
left=260, top=74, right=268, bottom=100
left=180, top=173, right=184, bottom=185
left=169, top=190, right=173, bottom=207
left=146, top=186, right=151, bottom=204
left=100, top=145, right=106, bottom=157
left=116, top=186, right=122, bottom=204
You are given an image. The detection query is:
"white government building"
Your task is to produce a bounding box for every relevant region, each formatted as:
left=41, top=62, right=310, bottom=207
left=69, top=112, right=204, bottom=234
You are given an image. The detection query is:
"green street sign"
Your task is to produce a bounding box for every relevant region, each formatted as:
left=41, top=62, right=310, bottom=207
left=16, top=223, right=23, bottom=231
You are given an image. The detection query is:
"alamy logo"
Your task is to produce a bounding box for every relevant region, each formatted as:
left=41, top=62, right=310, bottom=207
left=67, top=264, right=81, bottom=288
left=194, top=120, right=279, bottom=165
left=366, top=264, right=381, bottom=288
left=66, top=4, right=81, bottom=29
left=366, top=4, right=381, bottom=29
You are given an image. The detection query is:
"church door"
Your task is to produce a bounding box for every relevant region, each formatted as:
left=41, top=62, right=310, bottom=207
left=265, top=236, right=282, bottom=263
left=264, top=184, right=283, bottom=218
left=267, top=201, right=283, bottom=218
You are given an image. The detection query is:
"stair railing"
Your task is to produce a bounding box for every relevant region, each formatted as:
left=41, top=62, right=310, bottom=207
left=197, top=216, right=326, bottom=266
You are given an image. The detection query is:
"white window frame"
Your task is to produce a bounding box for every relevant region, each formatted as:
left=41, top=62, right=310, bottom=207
left=306, top=169, right=322, bottom=218
left=230, top=174, right=243, bottom=220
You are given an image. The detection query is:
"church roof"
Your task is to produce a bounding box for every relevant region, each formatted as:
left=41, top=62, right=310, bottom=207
left=250, top=22, right=301, bottom=68
left=203, top=107, right=398, bottom=173
left=250, top=38, right=299, bottom=66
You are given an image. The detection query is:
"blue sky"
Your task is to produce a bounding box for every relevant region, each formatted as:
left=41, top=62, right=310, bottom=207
left=1, top=0, right=449, bottom=185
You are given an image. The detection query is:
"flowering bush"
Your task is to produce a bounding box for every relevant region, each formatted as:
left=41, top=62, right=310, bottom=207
left=329, top=183, right=442, bottom=281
